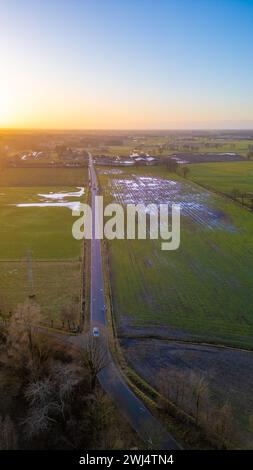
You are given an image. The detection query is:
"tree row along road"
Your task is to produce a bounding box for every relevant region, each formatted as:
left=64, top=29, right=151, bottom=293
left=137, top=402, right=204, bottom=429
left=88, top=152, right=181, bottom=449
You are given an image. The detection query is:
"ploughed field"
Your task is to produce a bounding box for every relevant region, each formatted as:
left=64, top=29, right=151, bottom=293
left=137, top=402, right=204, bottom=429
left=99, top=167, right=253, bottom=348
left=0, top=169, right=86, bottom=327
left=122, top=338, right=253, bottom=448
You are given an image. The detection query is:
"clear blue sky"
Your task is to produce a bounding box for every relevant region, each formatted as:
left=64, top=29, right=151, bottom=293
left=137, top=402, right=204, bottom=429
left=1, top=0, right=253, bottom=128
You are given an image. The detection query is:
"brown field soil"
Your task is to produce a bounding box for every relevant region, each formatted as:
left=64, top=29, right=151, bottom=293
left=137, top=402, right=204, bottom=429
left=121, top=338, right=253, bottom=449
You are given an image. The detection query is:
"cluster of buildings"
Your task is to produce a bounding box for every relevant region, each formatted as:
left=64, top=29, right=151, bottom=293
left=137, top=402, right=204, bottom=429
left=11, top=147, right=89, bottom=168
left=95, top=152, right=158, bottom=167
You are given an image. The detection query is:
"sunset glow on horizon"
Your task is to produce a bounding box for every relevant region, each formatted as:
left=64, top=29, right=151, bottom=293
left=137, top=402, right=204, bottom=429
left=1, top=0, right=253, bottom=130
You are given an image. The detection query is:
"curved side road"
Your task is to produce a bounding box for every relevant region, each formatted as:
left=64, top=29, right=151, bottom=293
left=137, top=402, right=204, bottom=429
left=88, top=153, right=181, bottom=450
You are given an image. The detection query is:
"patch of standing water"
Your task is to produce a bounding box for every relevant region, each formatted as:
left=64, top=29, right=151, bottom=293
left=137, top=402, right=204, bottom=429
left=98, top=168, right=123, bottom=175
left=38, top=187, right=84, bottom=199
left=14, top=187, right=84, bottom=211
left=16, top=202, right=83, bottom=210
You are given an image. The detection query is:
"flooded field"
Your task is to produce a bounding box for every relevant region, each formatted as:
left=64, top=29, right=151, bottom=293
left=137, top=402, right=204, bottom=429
left=108, top=175, right=235, bottom=231
left=100, top=167, right=253, bottom=348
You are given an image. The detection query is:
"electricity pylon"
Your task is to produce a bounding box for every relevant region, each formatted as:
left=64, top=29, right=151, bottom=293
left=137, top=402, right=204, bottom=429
left=27, top=250, right=36, bottom=299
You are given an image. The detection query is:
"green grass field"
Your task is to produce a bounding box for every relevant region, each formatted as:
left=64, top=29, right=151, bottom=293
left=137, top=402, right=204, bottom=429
left=0, top=261, right=81, bottom=327
left=0, top=167, right=87, bottom=186
left=188, top=161, right=253, bottom=194
left=0, top=176, right=86, bottom=326
left=94, top=137, right=253, bottom=158
left=179, top=139, right=253, bottom=157
left=0, top=187, right=83, bottom=259
left=100, top=166, right=253, bottom=348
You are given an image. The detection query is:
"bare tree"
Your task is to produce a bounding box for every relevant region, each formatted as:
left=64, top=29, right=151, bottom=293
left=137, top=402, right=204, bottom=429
left=24, top=378, right=58, bottom=436
left=0, top=290, right=7, bottom=320
left=181, top=165, right=190, bottom=178
left=8, top=300, right=42, bottom=359
left=84, top=387, right=113, bottom=447
left=213, top=402, right=234, bottom=447
left=79, top=334, right=109, bottom=391
left=24, top=363, right=81, bottom=437
left=189, top=372, right=209, bottom=425
left=157, top=367, right=188, bottom=411
left=60, top=302, right=77, bottom=331
left=158, top=368, right=210, bottom=425
left=0, top=293, right=7, bottom=345
left=164, top=158, right=178, bottom=172
left=52, top=363, right=81, bottom=417
left=158, top=367, right=235, bottom=448
left=6, top=300, right=51, bottom=378
left=0, top=415, right=18, bottom=449
left=230, top=188, right=241, bottom=200
left=247, top=148, right=253, bottom=160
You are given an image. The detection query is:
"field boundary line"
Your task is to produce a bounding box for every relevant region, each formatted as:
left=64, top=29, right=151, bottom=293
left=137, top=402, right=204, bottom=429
left=0, top=258, right=81, bottom=263
left=119, top=334, right=253, bottom=354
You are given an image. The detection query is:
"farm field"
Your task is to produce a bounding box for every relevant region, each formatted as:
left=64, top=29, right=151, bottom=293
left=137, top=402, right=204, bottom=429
left=0, top=261, right=81, bottom=327
left=172, top=139, right=253, bottom=157
left=93, top=145, right=135, bottom=157
left=188, top=161, right=253, bottom=195
left=95, top=137, right=253, bottom=158
left=99, top=166, right=253, bottom=348
left=0, top=187, right=84, bottom=259
left=0, top=183, right=86, bottom=326
left=0, top=167, right=87, bottom=186
left=122, top=338, right=253, bottom=448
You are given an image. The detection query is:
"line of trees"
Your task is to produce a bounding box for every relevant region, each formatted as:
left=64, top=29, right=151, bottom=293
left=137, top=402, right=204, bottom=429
left=162, top=157, right=190, bottom=178
left=157, top=367, right=234, bottom=448
left=230, top=188, right=253, bottom=210
left=247, top=145, right=253, bottom=160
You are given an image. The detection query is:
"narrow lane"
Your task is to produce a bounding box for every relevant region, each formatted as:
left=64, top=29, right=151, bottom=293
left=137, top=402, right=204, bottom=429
left=88, top=153, right=181, bottom=450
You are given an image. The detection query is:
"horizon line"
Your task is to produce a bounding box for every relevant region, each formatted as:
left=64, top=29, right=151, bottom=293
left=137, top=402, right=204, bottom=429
left=1, top=127, right=253, bottom=132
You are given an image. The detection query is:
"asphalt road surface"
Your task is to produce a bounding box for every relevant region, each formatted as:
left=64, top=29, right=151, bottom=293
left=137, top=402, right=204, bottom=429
left=88, top=153, right=181, bottom=450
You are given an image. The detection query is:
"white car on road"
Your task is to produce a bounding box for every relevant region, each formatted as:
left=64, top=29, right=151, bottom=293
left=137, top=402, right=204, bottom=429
left=92, top=326, right=100, bottom=338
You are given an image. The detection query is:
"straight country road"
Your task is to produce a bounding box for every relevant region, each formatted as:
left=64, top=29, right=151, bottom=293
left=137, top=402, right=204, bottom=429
left=88, top=152, right=181, bottom=449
